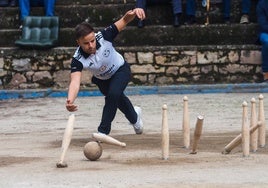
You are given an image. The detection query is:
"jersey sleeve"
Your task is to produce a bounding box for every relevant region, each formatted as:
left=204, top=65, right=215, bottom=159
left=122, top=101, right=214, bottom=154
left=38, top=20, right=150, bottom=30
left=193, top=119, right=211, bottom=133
left=71, top=57, right=83, bottom=73
left=101, top=24, right=119, bottom=42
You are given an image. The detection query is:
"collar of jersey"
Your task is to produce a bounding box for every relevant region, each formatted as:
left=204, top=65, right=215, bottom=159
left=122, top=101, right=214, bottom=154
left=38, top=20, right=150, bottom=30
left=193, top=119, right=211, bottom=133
left=79, top=40, right=101, bottom=58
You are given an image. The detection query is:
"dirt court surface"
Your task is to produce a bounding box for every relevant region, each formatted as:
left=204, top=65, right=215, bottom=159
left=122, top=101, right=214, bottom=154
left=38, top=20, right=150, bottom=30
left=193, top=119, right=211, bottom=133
left=1, top=93, right=268, bottom=188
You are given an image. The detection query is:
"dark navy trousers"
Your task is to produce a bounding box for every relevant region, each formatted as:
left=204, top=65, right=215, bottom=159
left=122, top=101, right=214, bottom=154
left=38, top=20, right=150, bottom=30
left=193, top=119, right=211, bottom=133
left=185, top=0, right=251, bottom=18
left=260, top=33, right=268, bottom=73
left=92, top=62, right=137, bottom=135
left=136, top=0, right=182, bottom=15
left=19, top=0, right=56, bottom=21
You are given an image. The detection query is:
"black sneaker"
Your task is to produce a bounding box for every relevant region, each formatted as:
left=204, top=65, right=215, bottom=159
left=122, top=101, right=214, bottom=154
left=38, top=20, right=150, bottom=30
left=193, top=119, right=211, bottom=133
left=224, top=17, right=231, bottom=24
left=137, top=20, right=144, bottom=28
left=9, top=0, right=17, bottom=6
left=184, top=16, right=196, bottom=25
left=173, top=14, right=181, bottom=27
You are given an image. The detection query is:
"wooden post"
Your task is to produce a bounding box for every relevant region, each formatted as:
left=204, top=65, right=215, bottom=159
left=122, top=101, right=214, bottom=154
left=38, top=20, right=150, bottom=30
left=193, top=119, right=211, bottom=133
left=205, top=0, right=210, bottom=25
left=250, top=98, right=258, bottom=152
left=242, top=101, right=250, bottom=157
left=162, top=104, right=169, bottom=160
left=190, top=115, right=204, bottom=154
left=222, top=122, right=261, bottom=154
left=258, top=94, right=266, bottom=147
left=183, top=96, right=190, bottom=149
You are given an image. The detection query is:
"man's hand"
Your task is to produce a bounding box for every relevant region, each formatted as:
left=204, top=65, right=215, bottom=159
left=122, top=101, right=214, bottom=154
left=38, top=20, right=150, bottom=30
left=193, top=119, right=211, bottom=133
left=124, top=8, right=145, bottom=23
left=133, top=8, right=145, bottom=20
left=115, top=8, right=146, bottom=32
left=66, top=99, right=78, bottom=112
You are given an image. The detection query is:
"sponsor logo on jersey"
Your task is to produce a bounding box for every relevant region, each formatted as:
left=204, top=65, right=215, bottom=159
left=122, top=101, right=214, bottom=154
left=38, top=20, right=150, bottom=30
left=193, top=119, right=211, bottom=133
left=99, top=65, right=107, bottom=72
left=103, top=49, right=110, bottom=57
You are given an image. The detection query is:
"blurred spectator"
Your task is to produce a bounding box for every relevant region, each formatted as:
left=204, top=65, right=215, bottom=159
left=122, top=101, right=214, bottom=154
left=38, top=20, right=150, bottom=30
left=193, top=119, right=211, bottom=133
left=223, top=0, right=251, bottom=24
left=185, top=0, right=196, bottom=25
left=136, top=0, right=182, bottom=27
left=186, top=0, right=251, bottom=24
left=0, top=0, right=17, bottom=6
left=19, top=0, right=56, bottom=22
left=256, top=0, right=268, bottom=82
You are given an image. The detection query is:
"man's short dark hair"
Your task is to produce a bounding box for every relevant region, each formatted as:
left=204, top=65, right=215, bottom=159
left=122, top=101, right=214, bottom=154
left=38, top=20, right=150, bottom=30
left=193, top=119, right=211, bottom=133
left=75, top=22, right=94, bottom=39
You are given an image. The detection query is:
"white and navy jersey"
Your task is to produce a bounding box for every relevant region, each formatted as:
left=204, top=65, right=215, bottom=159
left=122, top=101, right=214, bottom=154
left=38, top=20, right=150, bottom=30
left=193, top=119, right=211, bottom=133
left=71, top=24, right=124, bottom=80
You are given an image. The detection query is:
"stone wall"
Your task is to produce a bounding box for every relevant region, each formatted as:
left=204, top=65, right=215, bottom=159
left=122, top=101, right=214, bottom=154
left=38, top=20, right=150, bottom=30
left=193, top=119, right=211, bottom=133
left=0, top=45, right=262, bottom=90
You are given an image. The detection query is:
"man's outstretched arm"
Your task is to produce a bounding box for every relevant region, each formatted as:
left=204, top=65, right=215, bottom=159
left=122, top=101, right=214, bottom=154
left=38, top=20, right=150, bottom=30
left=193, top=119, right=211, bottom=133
left=66, top=71, right=81, bottom=112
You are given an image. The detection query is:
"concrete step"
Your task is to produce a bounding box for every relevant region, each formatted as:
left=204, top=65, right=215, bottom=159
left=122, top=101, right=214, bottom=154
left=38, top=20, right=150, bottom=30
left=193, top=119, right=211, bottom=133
left=0, top=1, right=258, bottom=29
left=55, top=0, right=136, bottom=5
left=0, top=24, right=258, bottom=47
left=0, top=4, right=133, bottom=29
left=0, top=0, right=259, bottom=47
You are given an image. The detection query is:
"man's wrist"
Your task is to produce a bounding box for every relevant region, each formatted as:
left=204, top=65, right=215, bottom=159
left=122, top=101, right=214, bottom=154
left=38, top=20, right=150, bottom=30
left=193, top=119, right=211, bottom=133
left=66, top=99, right=73, bottom=104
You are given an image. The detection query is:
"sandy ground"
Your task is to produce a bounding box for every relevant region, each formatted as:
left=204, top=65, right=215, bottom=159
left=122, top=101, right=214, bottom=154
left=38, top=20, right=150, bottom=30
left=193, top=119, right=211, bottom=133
left=1, top=93, right=268, bottom=188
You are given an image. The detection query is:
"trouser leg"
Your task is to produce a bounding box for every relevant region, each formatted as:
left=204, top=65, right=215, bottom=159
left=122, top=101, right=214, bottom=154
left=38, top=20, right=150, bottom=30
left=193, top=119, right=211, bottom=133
left=172, top=0, right=182, bottom=15
left=92, top=63, right=136, bottom=134
left=241, top=0, right=250, bottom=15
left=19, top=0, right=30, bottom=21
left=186, top=0, right=195, bottom=16
left=44, top=0, right=55, bottom=16
left=136, top=0, right=146, bottom=9
left=260, top=33, right=268, bottom=75
left=223, top=0, right=231, bottom=18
